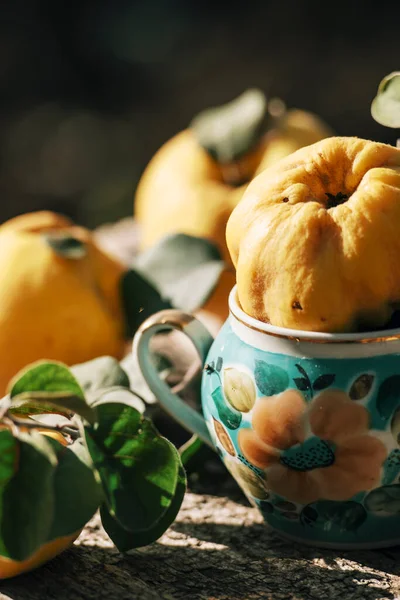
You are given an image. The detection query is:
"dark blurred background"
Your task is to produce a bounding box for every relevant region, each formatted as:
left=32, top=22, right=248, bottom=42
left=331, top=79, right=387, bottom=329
left=0, top=0, right=398, bottom=228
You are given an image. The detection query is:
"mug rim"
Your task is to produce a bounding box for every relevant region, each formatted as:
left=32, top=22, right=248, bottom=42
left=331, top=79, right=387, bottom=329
left=228, top=285, right=400, bottom=344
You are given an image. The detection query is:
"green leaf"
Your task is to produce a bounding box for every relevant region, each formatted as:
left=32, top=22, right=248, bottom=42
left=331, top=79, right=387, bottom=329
left=45, top=438, right=103, bottom=541
left=133, top=234, right=226, bottom=313
left=371, top=72, right=400, bottom=128
left=254, top=360, right=289, bottom=396
left=91, top=386, right=146, bottom=414
left=179, top=434, right=204, bottom=467
left=310, top=500, right=367, bottom=532
left=295, top=364, right=309, bottom=379
left=121, top=269, right=172, bottom=338
left=100, top=461, right=186, bottom=551
left=8, top=360, right=85, bottom=399
left=10, top=392, right=96, bottom=424
left=41, top=232, right=87, bottom=259
left=301, top=505, right=318, bottom=525
left=84, top=403, right=181, bottom=533
left=71, top=356, right=146, bottom=412
left=0, top=429, right=19, bottom=557
left=8, top=360, right=95, bottom=423
left=71, top=356, right=130, bottom=395
left=211, top=386, right=242, bottom=430
left=376, top=375, right=400, bottom=419
left=313, top=374, right=335, bottom=391
left=293, top=377, right=310, bottom=391
left=349, top=374, right=375, bottom=400
left=0, top=431, right=57, bottom=560
left=190, top=88, right=269, bottom=163
left=0, top=429, right=17, bottom=485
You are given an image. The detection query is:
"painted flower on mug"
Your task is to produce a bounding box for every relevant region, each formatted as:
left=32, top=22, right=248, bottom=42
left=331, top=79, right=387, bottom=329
left=238, top=389, right=387, bottom=505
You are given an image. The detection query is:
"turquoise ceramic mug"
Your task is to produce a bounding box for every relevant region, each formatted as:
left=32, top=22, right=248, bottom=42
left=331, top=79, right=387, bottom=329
left=133, top=285, right=400, bottom=549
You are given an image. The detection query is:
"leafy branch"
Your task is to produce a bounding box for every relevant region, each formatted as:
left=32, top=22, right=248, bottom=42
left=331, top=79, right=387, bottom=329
left=371, top=71, right=400, bottom=145
left=0, top=357, right=186, bottom=562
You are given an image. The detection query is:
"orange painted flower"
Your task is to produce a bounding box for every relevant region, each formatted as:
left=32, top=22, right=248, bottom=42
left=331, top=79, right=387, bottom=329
left=238, top=389, right=387, bottom=505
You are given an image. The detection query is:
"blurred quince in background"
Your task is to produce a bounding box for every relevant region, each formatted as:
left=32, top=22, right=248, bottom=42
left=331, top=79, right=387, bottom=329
left=0, top=211, right=128, bottom=394
left=0, top=209, right=235, bottom=395
left=133, top=89, right=333, bottom=327
left=134, top=88, right=334, bottom=266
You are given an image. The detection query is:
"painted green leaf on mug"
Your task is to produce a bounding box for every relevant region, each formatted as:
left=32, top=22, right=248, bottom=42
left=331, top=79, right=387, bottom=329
left=376, top=376, right=400, bottom=419
left=391, top=407, right=400, bottom=445
left=381, top=450, right=400, bottom=486
left=300, top=500, right=367, bottom=532
left=312, top=374, right=335, bottom=391
left=364, top=484, right=400, bottom=516
left=254, top=360, right=289, bottom=396
left=300, top=505, right=318, bottom=526
left=293, top=377, right=310, bottom=392
left=349, top=374, right=374, bottom=401
left=211, top=386, right=242, bottom=430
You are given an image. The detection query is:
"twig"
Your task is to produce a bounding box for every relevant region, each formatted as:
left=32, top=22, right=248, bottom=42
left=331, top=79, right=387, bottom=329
left=2, top=414, right=80, bottom=440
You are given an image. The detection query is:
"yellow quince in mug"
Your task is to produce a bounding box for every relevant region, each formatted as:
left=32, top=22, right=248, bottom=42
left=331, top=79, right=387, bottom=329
left=227, top=136, right=400, bottom=332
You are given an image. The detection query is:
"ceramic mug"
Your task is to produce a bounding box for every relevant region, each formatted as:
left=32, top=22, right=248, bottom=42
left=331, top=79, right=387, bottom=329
left=133, top=285, right=400, bottom=549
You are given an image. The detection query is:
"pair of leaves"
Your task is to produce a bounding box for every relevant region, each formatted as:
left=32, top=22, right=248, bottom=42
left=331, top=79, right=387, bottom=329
left=0, top=357, right=186, bottom=559
left=293, top=364, right=335, bottom=394
left=254, top=361, right=337, bottom=398
left=205, top=356, right=224, bottom=374
left=84, top=402, right=186, bottom=552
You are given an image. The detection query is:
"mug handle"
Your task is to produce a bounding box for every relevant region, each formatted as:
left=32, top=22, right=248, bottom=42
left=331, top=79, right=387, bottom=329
left=132, top=309, right=215, bottom=448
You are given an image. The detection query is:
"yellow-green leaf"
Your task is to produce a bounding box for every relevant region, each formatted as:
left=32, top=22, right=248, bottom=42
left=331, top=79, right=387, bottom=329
left=371, top=72, right=400, bottom=128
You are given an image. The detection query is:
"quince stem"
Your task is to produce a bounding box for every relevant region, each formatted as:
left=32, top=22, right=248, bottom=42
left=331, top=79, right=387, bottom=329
left=1, top=414, right=79, bottom=440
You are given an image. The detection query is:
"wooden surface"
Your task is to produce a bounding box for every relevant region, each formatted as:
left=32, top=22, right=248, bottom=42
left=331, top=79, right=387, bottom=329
left=2, top=220, right=400, bottom=599
left=2, top=487, right=400, bottom=600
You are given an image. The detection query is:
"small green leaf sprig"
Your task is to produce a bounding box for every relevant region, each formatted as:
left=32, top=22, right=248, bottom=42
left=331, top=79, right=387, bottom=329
left=371, top=71, right=400, bottom=147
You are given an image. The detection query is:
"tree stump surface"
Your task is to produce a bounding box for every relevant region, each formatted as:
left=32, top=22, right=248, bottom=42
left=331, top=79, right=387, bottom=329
left=2, top=490, right=400, bottom=600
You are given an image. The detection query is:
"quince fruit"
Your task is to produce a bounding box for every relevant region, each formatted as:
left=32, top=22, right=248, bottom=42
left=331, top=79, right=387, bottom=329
left=0, top=420, right=76, bottom=579
left=0, top=211, right=127, bottom=394
left=227, top=136, right=400, bottom=332
left=134, top=89, right=333, bottom=265
left=0, top=530, right=81, bottom=579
